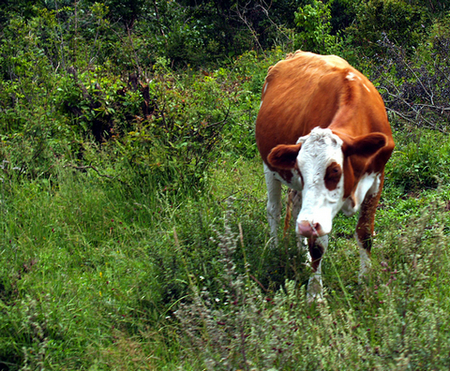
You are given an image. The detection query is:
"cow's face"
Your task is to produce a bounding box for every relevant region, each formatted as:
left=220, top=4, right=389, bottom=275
left=294, top=128, right=345, bottom=237
left=267, top=127, right=387, bottom=237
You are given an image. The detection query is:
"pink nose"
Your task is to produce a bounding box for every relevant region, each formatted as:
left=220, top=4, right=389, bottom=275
left=297, top=221, right=321, bottom=237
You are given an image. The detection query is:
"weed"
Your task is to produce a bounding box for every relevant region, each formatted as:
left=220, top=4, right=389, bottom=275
left=175, top=199, right=304, bottom=370
left=175, top=190, right=450, bottom=370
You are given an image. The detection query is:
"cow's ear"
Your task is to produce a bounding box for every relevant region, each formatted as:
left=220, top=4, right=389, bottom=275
left=267, top=143, right=302, bottom=169
left=342, top=133, right=387, bottom=158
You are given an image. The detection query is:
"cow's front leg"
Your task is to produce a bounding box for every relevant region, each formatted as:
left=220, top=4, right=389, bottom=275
left=307, top=235, right=328, bottom=303
left=356, top=175, right=384, bottom=283
left=264, top=164, right=282, bottom=245
left=288, top=190, right=311, bottom=262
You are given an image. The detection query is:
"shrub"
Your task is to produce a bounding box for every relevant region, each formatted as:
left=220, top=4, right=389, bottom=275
left=369, top=26, right=450, bottom=134
left=175, top=200, right=305, bottom=370
left=348, top=0, right=429, bottom=56
left=294, top=0, right=342, bottom=54
left=387, top=128, right=450, bottom=192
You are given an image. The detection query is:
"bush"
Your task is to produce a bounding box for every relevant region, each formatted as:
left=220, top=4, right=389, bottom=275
left=294, top=0, right=342, bottom=54
left=348, top=0, right=429, bottom=56
left=387, top=128, right=450, bottom=192
left=352, top=16, right=450, bottom=196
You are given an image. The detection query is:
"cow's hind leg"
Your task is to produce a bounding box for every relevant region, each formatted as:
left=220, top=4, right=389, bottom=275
left=264, top=164, right=282, bottom=245
left=356, top=174, right=384, bottom=283
left=307, top=235, right=328, bottom=303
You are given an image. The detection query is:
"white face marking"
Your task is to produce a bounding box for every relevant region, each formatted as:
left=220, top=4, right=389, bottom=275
left=363, top=83, right=371, bottom=92
left=263, top=82, right=269, bottom=93
left=295, top=128, right=345, bottom=236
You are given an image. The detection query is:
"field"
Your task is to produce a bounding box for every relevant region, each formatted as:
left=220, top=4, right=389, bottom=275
left=1, top=124, right=450, bottom=369
left=1, top=2, right=450, bottom=369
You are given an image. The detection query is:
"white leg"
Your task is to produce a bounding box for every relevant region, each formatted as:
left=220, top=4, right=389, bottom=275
left=307, top=263, right=324, bottom=304
left=264, top=163, right=282, bottom=246
left=306, top=235, right=328, bottom=303
left=290, top=190, right=311, bottom=261
left=299, top=237, right=312, bottom=263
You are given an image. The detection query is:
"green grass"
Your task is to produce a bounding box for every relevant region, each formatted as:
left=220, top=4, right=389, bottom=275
left=1, top=139, right=450, bottom=370
left=1, top=3, right=449, bottom=369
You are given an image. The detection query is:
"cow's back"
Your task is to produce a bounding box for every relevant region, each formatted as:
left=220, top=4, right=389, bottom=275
left=255, top=51, right=389, bottom=169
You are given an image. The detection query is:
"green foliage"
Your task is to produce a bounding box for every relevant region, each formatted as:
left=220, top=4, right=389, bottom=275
left=1, top=1, right=450, bottom=369
left=329, top=0, right=357, bottom=34
left=176, top=196, right=450, bottom=370
left=135, top=1, right=214, bottom=68
left=365, top=16, right=450, bottom=136
left=348, top=0, right=429, bottom=55
left=94, top=55, right=264, bottom=190
left=0, top=137, right=449, bottom=369
left=387, top=129, right=450, bottom=192
left=294, top=0, right=341, bottom=54
left=179, top=0, right=299, bottom=61
left=101, top=0, right=146, bottom=28
left=0, top=166, right=188, bottom=369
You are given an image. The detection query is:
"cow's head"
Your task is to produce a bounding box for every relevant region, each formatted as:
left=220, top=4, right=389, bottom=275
left=267, top=127, right=386, bottom=237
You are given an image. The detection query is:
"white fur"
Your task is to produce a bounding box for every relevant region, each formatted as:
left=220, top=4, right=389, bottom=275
left=264, top=163, right=282, bottom=245
left=307, top=235, right=328, bottom=303
left=295, top=128, right=345, bottom=236
left=346, top=72, right=356, bottom=81
left=341, top=172, right=381, bottom=217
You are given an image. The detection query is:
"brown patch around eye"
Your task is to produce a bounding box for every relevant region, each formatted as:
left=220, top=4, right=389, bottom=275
left=324, top=162, right=342, bottom=191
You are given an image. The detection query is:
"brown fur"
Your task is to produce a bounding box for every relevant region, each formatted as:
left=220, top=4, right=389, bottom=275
left=256, top=51, right=395, bottom=275
left=256, top=51, right=395, bottom=203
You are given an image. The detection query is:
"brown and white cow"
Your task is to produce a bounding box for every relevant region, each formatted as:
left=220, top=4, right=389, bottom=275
left=255, top=51, right=395, bottom=301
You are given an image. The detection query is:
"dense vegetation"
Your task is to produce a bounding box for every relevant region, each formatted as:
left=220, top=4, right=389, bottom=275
left=1, top=0, right=449, bottom=369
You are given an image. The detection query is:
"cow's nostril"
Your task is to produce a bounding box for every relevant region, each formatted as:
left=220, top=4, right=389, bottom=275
left=297, top=221, right=322, bottom=237
left=298, top=221, right=314, bottom=237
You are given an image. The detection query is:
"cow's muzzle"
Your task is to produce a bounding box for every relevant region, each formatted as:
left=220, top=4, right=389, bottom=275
left=297, top=220, right=325, bottom=237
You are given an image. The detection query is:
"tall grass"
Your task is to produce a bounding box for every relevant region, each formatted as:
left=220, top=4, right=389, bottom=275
left=175, top=186, right=450, bottom=370
left=1, top=4, right=450, bottom=369
left=0, top=166, right=185, bottom=369
left=1, top=149, right=449, bottom=369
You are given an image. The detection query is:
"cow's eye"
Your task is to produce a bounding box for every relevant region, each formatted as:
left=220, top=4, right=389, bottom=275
left=324, top=162, right=342, bottom=190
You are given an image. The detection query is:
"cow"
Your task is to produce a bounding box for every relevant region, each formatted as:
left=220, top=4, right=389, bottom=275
left=255, top=51, right=395, bottom=302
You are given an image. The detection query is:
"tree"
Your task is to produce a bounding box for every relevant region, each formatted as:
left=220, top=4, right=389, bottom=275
left=348, top=0, right=429, bottom=55
left=294, top=0, right=340, bottom=54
